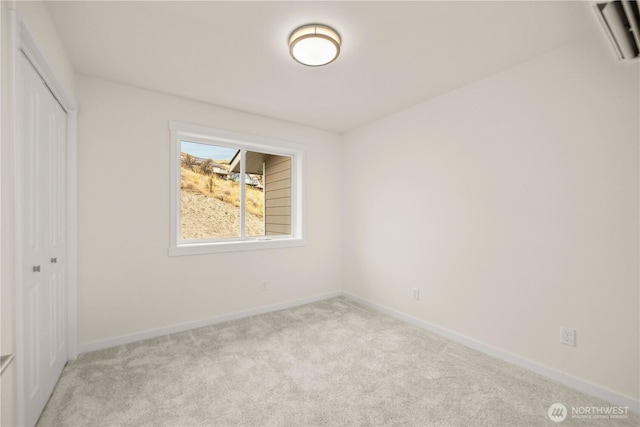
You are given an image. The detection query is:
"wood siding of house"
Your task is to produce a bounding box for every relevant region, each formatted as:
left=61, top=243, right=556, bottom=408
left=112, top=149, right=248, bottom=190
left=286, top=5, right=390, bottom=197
left=264, top=156, right=291, bottom=235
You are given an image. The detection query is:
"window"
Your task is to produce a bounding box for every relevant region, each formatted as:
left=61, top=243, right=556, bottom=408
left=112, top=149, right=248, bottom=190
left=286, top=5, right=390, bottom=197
left=169, top=122, right=304, bottom=255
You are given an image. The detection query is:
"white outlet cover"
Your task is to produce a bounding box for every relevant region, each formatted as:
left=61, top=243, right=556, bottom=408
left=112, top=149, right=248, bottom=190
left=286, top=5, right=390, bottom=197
left=560, top=327, right=576, bottom=346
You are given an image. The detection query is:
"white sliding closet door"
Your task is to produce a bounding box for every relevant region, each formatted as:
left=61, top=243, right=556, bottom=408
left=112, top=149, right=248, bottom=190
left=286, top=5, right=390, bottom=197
left=17, top=51, right=68, bottom=427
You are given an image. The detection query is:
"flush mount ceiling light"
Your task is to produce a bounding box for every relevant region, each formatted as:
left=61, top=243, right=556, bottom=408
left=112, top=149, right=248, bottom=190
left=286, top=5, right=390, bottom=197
left=289, top=24, right=341, bottom=67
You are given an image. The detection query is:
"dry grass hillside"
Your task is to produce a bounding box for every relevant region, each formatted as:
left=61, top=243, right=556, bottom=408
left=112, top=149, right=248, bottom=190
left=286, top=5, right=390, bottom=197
left=180, top=158, right=265, bottom=239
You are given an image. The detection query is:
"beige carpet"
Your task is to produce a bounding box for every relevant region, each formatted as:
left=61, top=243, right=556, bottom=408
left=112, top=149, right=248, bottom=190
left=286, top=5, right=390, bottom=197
left=37, top=298, right=638, bottom=426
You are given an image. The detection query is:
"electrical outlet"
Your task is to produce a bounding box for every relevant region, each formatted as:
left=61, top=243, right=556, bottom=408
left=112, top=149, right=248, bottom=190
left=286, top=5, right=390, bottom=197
left=560, top=327, right=576, bottom=347
left=411, top=288, right=420, bottom=300
left=262, top=282, right=268, bottom=292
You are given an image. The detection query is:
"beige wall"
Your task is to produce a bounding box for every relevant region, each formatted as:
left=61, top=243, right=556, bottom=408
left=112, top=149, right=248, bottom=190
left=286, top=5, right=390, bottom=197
left=265, top=155, right=291, bottom=236
left=75, top=75, right=342, bottom=347
left=1, top=2, right=75, bottom=425
left=343, top=34, right=639, bottom=401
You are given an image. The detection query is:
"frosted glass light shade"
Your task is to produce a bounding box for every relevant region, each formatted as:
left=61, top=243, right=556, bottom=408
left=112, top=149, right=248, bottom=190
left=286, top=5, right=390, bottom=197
left=289, top=24, right=341, bottom=66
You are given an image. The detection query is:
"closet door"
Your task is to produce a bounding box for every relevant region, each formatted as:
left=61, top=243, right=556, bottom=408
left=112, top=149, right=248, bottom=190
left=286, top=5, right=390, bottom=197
left=17, top=52, right=68, bottom=427
left=44, top=66, right=68, bottom=404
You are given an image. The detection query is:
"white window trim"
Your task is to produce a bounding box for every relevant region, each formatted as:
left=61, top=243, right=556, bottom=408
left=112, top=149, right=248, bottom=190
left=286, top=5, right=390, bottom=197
left=169, top=121, right=305, bottom=256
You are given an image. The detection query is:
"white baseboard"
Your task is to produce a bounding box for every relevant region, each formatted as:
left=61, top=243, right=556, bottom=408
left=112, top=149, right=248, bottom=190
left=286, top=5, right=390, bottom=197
left=78, top=291, right=343, bottom=354
left=342, top=291, right=640, bottom=414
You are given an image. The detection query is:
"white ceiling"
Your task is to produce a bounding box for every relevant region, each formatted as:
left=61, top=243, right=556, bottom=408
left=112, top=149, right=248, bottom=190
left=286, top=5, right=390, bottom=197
left=46, top=1, right=597, bottom=133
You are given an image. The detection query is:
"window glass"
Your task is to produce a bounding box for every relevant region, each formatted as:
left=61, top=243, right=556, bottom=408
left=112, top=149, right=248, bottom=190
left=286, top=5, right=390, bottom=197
left=263, top=154, right=292, bottom=236
left=180, top=141, right=239, bottom=240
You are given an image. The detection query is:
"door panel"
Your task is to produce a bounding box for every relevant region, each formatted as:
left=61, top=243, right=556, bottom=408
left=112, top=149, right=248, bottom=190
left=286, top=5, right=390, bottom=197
left=44, top=73, right=67, bottom=391
left=25, top=286, right=39, bottom=400
left=20, top=53, right=49, bottom=427
left=18, top=52, right=68, bottom=427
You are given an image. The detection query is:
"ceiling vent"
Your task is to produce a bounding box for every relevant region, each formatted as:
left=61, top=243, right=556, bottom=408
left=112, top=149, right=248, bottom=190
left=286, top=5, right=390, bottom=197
left=594, top=0, right=640, bottom=61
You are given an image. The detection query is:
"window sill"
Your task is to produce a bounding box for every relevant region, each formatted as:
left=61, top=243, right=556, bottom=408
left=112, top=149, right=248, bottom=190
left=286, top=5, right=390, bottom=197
left=169, top=237, right=305, bottom=256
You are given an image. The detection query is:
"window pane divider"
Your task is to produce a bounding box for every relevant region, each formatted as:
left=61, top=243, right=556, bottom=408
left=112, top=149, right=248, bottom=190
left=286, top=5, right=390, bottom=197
left=239, top=148, right=246, bottom=240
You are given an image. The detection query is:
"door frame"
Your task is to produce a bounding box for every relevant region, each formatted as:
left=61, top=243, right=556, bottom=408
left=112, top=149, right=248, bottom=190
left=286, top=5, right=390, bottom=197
left=10, top=10, right=77, bottom=426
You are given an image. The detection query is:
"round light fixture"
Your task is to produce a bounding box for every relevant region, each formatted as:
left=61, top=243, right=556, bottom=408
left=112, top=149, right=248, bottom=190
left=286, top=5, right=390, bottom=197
left=289, top=24, right=341, bottom=67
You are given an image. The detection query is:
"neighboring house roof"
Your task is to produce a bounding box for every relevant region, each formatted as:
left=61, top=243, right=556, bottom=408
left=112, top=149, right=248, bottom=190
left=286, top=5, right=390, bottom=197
left=212, top=167, right=228, bottom=175
left=229, top=150, right=267, bottom=174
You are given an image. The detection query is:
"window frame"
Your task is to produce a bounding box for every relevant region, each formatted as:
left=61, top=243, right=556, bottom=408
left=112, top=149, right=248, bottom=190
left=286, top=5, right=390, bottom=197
left=169, top=121, right=305, bottom=256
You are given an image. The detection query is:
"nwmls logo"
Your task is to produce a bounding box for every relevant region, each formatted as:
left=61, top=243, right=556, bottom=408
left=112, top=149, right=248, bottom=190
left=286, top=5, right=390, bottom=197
left=571, top=405, right=629, bottom=420
left=547, top=403, right=630, bottom=422
left=548, top=403, right=568, bottom=423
